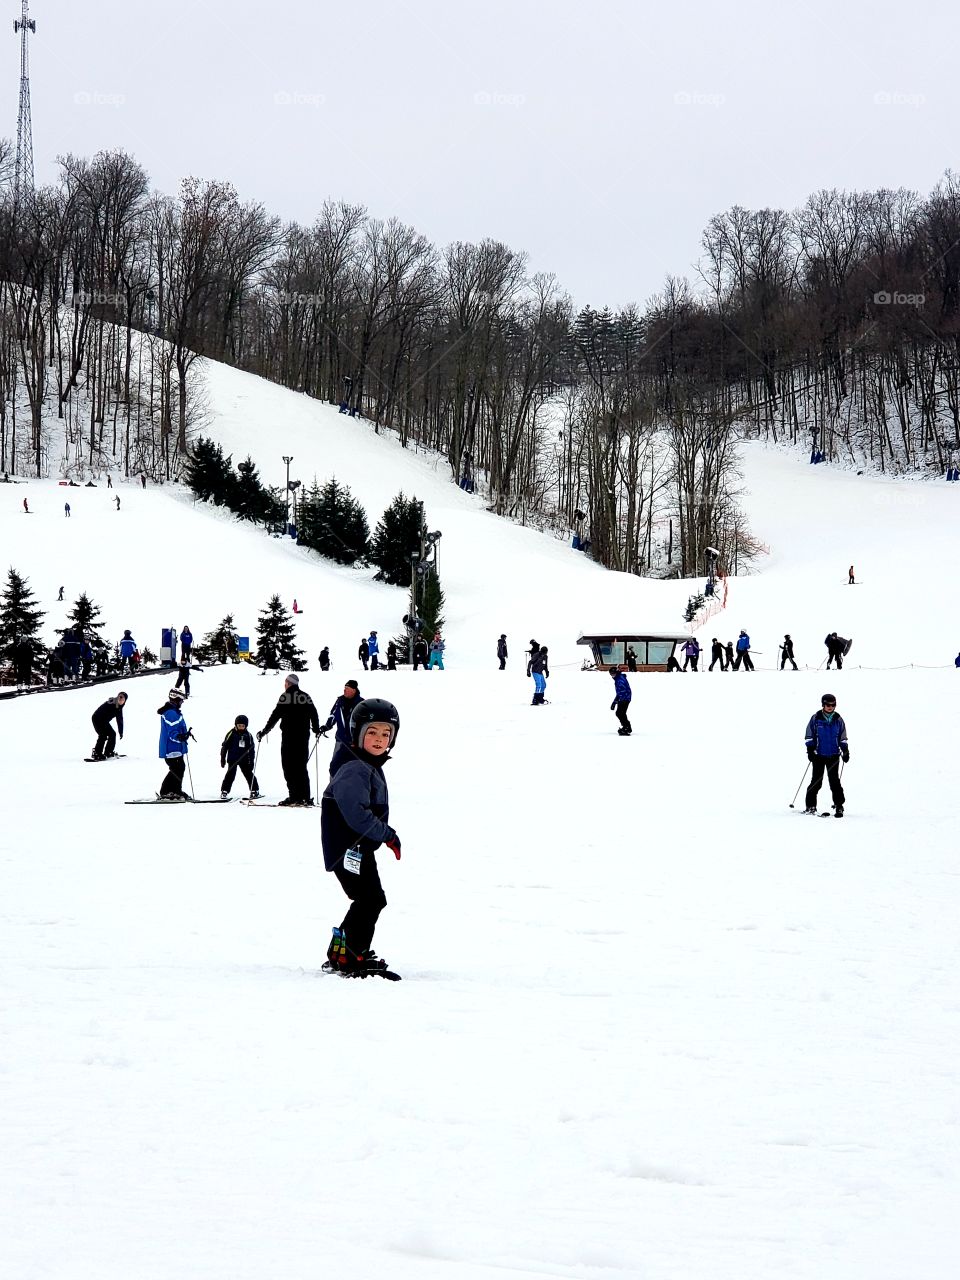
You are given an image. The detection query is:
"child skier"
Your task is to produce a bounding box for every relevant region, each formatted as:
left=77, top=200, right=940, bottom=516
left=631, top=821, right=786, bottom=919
left=803, top=693, right=849, bottom=817
left=321, top=697, right=402, bottom=977
left=220, top=714, right=259, bottom=798
left=158, top=688, right=191, bottom=800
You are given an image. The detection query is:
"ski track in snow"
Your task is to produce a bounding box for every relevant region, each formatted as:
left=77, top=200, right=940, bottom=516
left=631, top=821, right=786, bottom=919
left=2, top=361, right=960, bottom=1278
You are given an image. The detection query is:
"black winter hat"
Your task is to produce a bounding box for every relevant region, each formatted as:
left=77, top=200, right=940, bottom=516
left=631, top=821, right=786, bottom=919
left=821, top=693, right=837, bottom=706
left=345, top=679, right=359, bottom=691
left=235, top=714, right=249, bottom=726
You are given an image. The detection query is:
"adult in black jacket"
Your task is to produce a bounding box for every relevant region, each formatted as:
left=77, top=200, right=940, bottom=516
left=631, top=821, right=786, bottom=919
left=824, top=632, right=846, bottom=670
left=318, top=646, right=331, bottom=671
left=358, top=637, right=370, bottom=670
left=258, top=673, right=321, bottom=805
left=780, top=634, right=798, bottom=671
left=319, top=680, right=362, bottom=777
left=497, top=634, right=508, bottom=670
left=708, top=638, right=725, bottom=671
left=12, top=635, right=33, bottom=685
left=91, top=692, right=127, bottom=759
left=412, top=637, right=429, bottom=671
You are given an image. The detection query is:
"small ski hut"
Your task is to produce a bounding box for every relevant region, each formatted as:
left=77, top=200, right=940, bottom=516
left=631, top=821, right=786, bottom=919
left=577, top=631, right=691, bottom=672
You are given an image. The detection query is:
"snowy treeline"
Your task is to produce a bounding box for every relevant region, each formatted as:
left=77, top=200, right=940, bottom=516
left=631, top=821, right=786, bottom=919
left=3, top=146, right=960, bottom=575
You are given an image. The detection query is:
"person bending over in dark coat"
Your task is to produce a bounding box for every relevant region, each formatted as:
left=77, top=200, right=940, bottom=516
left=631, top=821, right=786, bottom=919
left=91, top=692, right=127, bottom=759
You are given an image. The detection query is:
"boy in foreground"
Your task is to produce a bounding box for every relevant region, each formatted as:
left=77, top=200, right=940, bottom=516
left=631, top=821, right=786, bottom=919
left=321, top=698, right=402, bottom=978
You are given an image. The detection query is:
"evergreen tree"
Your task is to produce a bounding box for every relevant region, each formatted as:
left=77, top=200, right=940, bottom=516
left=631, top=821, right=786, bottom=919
left=299, top=476, right=369, bottom=565
left=184, top=435, right=232, bottom=504
left=0, top=568, right=46, bottom=664
left=255, top=595, right=305, bottom=671
left=370, top=492, right=426, bottom=585
left=419, top=567, right=445, bottom=636
left=233, top=455, right=276, bottom=524
left=65, top=591, right=107, bottom=643
left=199, top=613, right=238, bottom=661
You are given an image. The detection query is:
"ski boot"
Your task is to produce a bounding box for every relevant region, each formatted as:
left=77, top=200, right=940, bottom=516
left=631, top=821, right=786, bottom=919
left=834, top=805, right=844, bottom=818
left=803, top=806, right=818, bottom=815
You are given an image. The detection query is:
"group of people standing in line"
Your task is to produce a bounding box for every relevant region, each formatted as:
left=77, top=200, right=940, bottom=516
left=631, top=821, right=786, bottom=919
left=357, top=630, right=446, bottom=671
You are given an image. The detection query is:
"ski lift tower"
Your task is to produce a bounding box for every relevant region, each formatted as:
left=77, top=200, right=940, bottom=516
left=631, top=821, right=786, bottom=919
left=13, top=0, right=36, bottom=212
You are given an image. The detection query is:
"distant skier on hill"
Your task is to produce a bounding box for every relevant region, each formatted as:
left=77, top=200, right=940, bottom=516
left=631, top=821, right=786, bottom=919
left=955, top=652, right=960, bottom=669
left=118, top=630, right=138, bottom=674
left=318, top=646, right=331, bottom=671
left=824, top=632, right=846, bottom=670
left=681, top=638, right=700, bottom=671
left=780, top=634, right=798, bottom=671
left=803, top=693, right=848, bottom=817
left=732, top=631, right=754, bottom=671
left=848, top=565, right=856, bottom=585
left=610, top=665, right=632, bottom=735
left=367, top=631, right=380, bottom=670
left=358, top=637, right=369, bottom=670
left=386, top=640, right=397, bottom=671
left=724, top=640, right=735, bottom=669
left=527, top=641, right=549, bottom=704
left=626, top=646, right=638, bottom=672
left=179, top=626, right=193, bottom=663
left=497, top=634, right=508, bottom=670
left=412, top=636, right=428, bottom=670
left=708, top=638, right=725, bottom=671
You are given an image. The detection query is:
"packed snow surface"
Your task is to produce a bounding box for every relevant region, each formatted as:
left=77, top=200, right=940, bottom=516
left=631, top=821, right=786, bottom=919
left=2, top=360, right=959, bottom=1279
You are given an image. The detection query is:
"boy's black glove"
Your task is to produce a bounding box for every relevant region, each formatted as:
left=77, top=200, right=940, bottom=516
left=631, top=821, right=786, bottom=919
left=256, top=730, right=265, bottom=741
left=841, top=747, right=850, bottom=763
left=806, top=746, right=817, bottom=763
left=610, top=700, right=617, bottom=711
left=318, top=726, right=329, bottom=737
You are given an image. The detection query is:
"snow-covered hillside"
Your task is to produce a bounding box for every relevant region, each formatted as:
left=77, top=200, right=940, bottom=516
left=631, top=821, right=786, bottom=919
left=3, top=359, right=960, bottom=1280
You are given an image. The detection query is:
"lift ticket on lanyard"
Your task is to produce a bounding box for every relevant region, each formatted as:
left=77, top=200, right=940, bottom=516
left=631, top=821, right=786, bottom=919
left=343, top=847, right=362, bottom=875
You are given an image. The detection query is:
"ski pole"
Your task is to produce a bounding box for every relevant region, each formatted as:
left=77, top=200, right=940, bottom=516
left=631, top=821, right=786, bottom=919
left=185, top=752, right=196, bottom=800
left=788, top=762, right=811, bottom=808
left=250, top=739, right=261, bottom=798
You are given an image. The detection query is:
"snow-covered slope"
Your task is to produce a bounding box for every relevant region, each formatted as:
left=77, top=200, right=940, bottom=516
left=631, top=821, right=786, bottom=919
left=3, top=359, right=960, bottom=1280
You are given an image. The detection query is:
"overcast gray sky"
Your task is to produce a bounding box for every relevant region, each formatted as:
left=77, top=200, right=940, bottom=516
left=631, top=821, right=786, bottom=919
left=11, top=0, right=959, bottom=309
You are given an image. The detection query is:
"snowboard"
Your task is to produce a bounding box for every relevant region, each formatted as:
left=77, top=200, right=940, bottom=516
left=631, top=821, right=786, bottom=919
left=84, top=754, right=127, bottom=762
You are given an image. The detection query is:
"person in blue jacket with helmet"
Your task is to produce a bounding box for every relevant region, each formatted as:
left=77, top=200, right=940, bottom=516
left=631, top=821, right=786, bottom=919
left=732, top=630, right=754, bottom=671
left=158, top=687, right=191, bottom=800
left=803, top=693, right=849, bottom=817
left=319, top=679, right=362, bottom=777
left=118, top=629, right=138, bottom=674
left=609, top=665, right=632, bottom=735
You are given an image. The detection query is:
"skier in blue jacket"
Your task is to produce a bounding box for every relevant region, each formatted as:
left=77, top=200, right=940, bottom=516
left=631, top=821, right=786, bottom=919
left=367, top=631, right=379, bottom=670
left=319, top=679, right=362, bottom=776
left=610, top=666, right=632, bottom=735
left=803, top=693, right=849, bottom=816
left=732, top=630, right=754, bottom=671
left=158, top=688, right=191, bottom=800
left=118, top=629, right=138, bottom=674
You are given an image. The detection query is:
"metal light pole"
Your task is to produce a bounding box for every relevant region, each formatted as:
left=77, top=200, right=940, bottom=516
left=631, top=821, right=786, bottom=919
left=282, top=455, right=293, bottom=533
left=408, top=551, right=421, bottom=663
